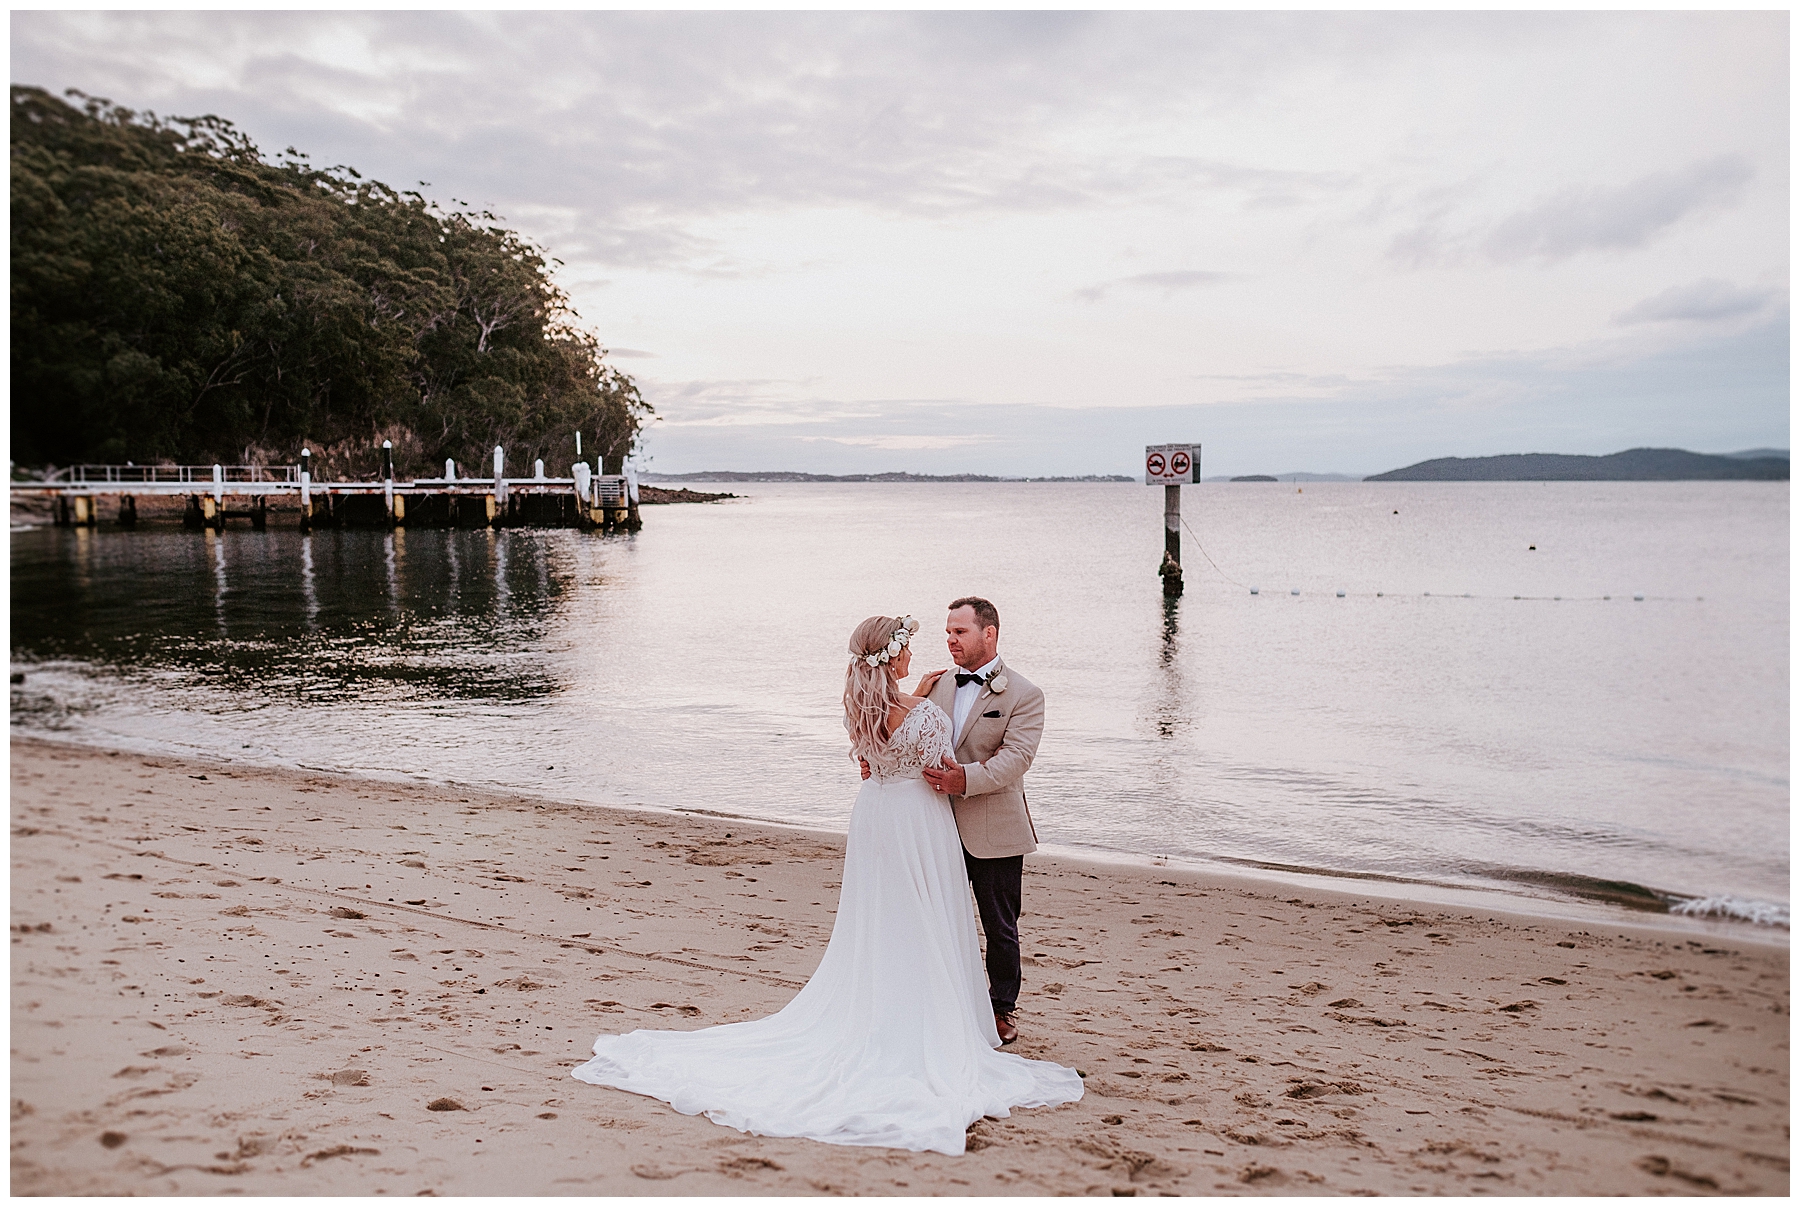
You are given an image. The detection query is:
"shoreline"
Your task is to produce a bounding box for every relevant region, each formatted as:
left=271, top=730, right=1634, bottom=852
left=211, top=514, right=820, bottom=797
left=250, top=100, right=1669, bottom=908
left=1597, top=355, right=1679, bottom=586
left=12, top=735, right=1789, bottom=1195
left=11, top=724, right=1786, bottom=948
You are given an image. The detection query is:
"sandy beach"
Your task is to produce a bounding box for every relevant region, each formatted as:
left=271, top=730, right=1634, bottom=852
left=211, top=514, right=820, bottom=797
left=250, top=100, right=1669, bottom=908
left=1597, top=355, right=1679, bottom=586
left=10, top=736, right=1788, bottom=1196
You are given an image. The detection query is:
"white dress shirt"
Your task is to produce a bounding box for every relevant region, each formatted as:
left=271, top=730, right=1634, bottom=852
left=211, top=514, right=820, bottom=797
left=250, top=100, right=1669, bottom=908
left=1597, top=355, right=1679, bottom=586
left=951, top=656, right=1001, bottom=747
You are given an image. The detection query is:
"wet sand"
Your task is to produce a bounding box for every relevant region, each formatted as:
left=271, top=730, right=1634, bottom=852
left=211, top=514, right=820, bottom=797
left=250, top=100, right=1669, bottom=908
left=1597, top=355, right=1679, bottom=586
left=10, top=737, right=1788, bottom=1195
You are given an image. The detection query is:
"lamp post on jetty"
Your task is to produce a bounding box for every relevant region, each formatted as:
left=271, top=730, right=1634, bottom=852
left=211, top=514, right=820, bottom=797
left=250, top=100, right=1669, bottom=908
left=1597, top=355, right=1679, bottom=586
left=299, top=447, right=313, bottom=532
left=382, top=439, right=402, bottom=527
left=1145, top=443, right=1199, bottom=597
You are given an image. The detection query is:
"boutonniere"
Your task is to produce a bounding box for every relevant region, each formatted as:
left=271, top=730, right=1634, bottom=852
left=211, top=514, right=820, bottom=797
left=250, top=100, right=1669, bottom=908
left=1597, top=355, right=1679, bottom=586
left=989, top=674, right=1008, bottom=694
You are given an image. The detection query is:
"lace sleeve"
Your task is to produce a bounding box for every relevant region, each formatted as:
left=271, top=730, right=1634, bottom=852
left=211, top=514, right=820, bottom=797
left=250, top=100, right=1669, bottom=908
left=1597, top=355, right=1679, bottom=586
left=912, top=703, right=954, bottom=770
left=875, top=701, right=953, bottom=778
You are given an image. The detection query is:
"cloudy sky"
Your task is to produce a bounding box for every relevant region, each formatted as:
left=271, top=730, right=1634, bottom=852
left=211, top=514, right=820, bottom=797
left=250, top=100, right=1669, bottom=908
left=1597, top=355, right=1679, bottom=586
left=12, top=11, right=1789, bottom=476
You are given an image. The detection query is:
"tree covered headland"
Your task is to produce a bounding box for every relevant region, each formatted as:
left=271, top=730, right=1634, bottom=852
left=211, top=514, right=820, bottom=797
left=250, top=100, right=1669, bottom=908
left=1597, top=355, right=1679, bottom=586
left=11, top=86, right=650, bottom=479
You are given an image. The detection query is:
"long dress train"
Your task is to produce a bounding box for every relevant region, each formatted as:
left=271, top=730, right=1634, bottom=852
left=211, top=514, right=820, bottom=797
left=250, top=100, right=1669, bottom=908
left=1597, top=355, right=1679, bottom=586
left=570, top=701, right=1083, bottom=1155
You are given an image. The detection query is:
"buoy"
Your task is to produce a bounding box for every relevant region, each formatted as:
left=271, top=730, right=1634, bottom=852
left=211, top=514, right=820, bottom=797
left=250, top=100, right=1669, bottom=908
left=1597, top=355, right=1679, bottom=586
left=1528, top=545, right=1536, bottom=550
left=1633, top=594, right=1644, bottom=601
left=1335, top=590, right=1345, bottom=598
left=1290, top=588, right=1299, bottom=596
left=1553, top=595, right=1561, bottom=601
left=1392, top=510, right=1398, bottom=515
left=1376, top=591, right=1383, bottom=597
left=1250, top=587, right=1259, bottom=595
left=1423, top=591, right=1431, bottom=597
left=1603, top=595, right=1611, bottom=600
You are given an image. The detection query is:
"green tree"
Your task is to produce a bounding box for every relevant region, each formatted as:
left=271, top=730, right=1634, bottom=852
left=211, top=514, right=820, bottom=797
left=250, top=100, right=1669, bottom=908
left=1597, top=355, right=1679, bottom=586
left=11, top=85, right=650, bottom=478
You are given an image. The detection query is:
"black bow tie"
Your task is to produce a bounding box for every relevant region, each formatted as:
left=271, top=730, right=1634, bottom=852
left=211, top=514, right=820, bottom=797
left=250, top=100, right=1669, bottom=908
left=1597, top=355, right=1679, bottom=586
left=954, top=672, right=989, bottom=688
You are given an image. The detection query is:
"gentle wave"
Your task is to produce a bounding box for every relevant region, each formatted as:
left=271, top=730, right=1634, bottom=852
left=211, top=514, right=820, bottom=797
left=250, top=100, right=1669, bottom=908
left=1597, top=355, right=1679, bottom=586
left=1668, top=895, right=1791, bottom=928
left=1060, top=845, right=1792, bottom=930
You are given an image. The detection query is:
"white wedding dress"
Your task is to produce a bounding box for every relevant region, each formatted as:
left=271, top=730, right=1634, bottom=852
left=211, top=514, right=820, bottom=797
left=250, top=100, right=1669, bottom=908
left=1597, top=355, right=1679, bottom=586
left=570, top=700, right=1083, bottom=1155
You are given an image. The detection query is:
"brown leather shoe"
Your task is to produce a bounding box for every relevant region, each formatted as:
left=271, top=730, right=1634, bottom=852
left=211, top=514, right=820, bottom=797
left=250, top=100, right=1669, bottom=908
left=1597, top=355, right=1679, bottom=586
left=995, top=1013, right=1018, bottom=1045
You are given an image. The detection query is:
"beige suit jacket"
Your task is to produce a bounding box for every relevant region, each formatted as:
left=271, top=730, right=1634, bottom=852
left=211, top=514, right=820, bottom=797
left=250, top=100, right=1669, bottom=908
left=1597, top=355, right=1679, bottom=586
left=926, top=656, right=1042, bottom=859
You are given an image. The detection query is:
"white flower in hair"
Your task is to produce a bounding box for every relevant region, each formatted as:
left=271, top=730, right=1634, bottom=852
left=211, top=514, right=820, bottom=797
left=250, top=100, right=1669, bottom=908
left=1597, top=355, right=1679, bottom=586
left=886, top=639, right=902, bottom=655
left=865, top=654, right=880, bottom=667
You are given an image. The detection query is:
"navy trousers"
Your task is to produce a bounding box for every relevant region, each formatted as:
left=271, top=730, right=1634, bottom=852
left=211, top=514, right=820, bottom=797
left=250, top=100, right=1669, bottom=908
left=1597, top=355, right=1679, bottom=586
left=963, top=850, right=1024, bottom=1016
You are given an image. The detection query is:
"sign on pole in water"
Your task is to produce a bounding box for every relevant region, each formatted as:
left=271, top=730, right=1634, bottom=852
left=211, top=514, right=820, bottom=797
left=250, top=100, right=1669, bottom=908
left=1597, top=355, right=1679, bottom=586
left=1146, top=444, right=1199, bottom=597
left=1144, top=443, right=1199, bottom=485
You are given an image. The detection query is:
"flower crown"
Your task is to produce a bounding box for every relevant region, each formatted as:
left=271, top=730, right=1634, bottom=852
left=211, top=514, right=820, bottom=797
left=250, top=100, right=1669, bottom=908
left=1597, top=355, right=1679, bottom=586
left=863, top=616, right=921, bottom=668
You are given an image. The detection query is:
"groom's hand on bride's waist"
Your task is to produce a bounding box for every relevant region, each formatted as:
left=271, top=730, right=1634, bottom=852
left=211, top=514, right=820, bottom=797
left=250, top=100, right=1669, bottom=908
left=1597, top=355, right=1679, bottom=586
left=921, top=756, right=966, bottom=796
left=857, top=756, right=871, bottom=781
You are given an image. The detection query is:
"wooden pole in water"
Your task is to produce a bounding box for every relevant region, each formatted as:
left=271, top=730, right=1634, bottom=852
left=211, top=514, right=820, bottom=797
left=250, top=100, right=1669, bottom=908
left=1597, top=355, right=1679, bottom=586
left=211, top=464, right=225, bottom=532
left=1164, top=486, right=1180, bottom=559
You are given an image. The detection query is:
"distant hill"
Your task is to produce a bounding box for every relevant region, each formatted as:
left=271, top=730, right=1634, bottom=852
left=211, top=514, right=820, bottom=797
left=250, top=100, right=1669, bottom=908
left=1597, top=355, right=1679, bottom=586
left=1366, top=447, right=1789, bottom=482
left=639, top=471, right=1134, bottom=483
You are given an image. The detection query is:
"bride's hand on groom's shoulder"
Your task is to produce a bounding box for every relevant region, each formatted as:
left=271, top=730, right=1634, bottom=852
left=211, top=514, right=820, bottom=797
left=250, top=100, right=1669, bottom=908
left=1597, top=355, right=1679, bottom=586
left=916, top=669, right=946, bottom=695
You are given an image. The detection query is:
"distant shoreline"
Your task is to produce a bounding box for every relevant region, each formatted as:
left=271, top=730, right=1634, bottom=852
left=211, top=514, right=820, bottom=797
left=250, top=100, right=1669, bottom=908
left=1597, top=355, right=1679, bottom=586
left=640, top=446, right=1788, bottom=484
left=639, top=471, right=1134, bottom=483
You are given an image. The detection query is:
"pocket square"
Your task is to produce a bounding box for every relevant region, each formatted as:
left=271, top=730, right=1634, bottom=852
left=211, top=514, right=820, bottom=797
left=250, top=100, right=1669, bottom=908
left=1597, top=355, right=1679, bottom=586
left=981, top=710, right=1002, bottom=718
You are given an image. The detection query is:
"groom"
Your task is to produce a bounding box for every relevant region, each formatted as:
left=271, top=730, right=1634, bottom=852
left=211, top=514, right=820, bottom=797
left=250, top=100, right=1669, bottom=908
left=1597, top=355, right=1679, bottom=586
left=918, top=596, right=1044, bottom=1046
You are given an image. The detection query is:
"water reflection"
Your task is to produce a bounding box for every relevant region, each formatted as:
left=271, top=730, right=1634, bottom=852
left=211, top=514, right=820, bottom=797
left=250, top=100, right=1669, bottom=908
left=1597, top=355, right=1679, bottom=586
left=1154, top=595, right=1183, bottom=739
left=209, top=528, right=228, bottom=634
left=493, top=530, right=510, bottom=619
left=301, top=535, right=319, bottom=629
left=10, top=527, right=569, bottom=704
left=384, top=532, right=400, bottom=619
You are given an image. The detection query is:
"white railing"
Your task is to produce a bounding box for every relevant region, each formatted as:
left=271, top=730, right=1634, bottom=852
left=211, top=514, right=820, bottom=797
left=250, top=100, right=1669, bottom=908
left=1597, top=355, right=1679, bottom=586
left=40, top=464, right=300, bottom=485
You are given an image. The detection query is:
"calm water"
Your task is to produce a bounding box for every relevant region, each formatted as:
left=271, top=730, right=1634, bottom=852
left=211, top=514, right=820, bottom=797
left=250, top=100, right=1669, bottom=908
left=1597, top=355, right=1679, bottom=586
left=10, top=482, right=1789, bottom=930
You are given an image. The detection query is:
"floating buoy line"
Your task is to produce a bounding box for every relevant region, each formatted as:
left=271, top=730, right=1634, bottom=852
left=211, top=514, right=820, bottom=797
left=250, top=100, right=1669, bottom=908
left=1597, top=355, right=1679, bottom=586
left=1182, top=519, right=1700, bottom=603
left=1245, top=589, right=1698, bottom=602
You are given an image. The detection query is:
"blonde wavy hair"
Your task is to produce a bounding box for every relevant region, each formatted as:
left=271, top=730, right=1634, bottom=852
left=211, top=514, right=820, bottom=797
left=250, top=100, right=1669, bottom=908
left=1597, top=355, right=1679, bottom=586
left=843, top=614, right=907, bottom=763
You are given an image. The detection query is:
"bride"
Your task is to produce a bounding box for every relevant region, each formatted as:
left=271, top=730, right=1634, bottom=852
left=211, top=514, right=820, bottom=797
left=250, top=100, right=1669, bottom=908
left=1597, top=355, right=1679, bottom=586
left=571, top=614, right=1083, bottom=1155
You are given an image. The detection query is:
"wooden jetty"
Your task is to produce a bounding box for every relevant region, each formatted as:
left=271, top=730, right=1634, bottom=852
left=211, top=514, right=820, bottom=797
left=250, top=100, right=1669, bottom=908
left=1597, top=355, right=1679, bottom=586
left=11, top=444, right=642, bottom=533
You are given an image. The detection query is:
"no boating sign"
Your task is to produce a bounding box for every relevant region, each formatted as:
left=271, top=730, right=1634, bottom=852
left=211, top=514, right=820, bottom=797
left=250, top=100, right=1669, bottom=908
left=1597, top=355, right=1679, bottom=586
left=1145, top=443, right=1200, bottom=485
